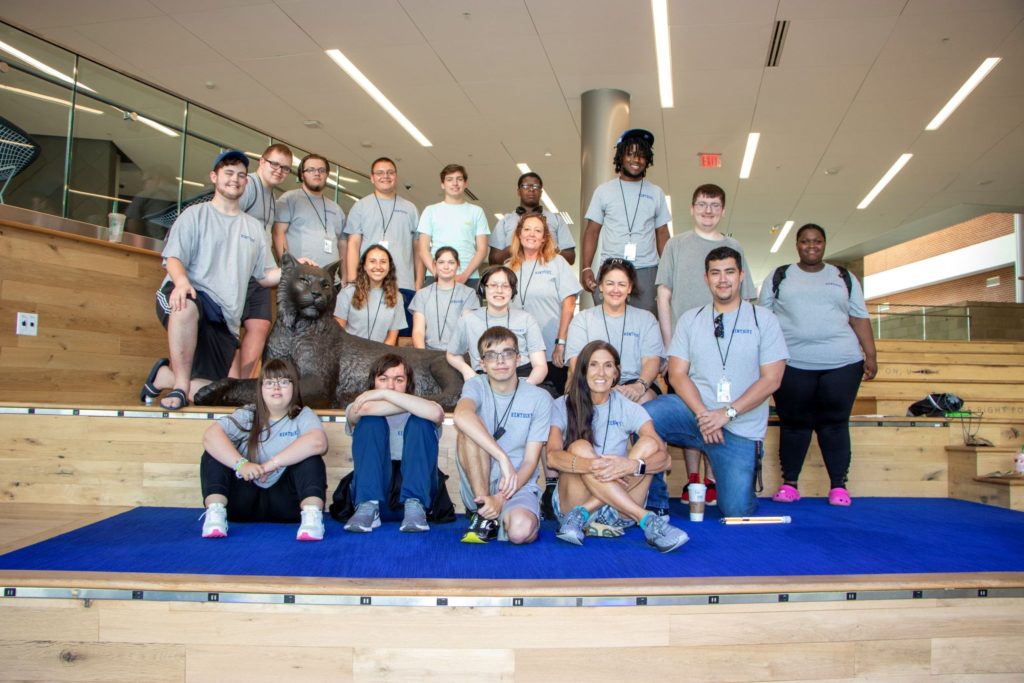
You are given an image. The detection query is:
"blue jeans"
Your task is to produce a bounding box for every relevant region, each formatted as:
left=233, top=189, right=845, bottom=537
left=351, top=415, right=439, bottom=520
left=645, top=395, right=759, bottom=517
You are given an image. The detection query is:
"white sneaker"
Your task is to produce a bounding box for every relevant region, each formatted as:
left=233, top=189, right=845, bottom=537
left=297, top=506, right=325, bottom=542
left=201, top=502, right=228, bottom=539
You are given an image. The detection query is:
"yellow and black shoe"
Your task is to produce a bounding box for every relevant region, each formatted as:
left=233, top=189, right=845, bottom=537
left=460, top=512, right=499, bottom=544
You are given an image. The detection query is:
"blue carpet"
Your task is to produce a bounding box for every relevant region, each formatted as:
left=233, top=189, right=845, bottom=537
left=1, top=498, right=1023, bottom=580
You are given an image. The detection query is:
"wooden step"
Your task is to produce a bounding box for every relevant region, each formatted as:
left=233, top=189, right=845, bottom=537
left=947, top=445, right=1024, bottom=511
left=875, top=339, right=1024, bottom=354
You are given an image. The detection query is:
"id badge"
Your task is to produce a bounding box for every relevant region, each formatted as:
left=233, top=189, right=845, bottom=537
left=624, top=243, right=637, bottom=261
left=716, top=376, right=732, bottom=403
left=323, top=239, right=333, bottom=254
left=378, top=239, right=389, bottom=250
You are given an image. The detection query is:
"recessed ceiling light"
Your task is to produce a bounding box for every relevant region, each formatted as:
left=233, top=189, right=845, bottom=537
left=303, top=120, right=321, bottom=128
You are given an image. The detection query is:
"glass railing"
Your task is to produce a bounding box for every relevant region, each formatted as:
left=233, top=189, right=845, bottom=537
left=868, top=302, right=1024, bottom=341
left=0, top=21, right=372, bottom=242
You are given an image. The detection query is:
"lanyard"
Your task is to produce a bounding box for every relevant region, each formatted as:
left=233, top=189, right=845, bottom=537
left=302, top=189, right=330, bottom=235
left=489, top=378, right=520, bottom=440
left=485, top=308, right=510, bottom=331
left=374, top=195, right=396, bottom=239
left=254, top=179, right=275, bottom=229
left=366, top=288, right=386, bottom=339
left=601, top=305, right=627, bottom=357
left=517, top=259, right=539, bottom=307
left=617, top=178, right=644, bottom=239
left=714, top=303, right=743, bottom=371
left=434, top=283, right=457, bottom=344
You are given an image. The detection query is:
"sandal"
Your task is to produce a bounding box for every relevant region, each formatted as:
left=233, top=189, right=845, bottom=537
left=828, top=487, right=852, bottom=506
left=772, top=484, right=801, bottom=503
left=160, top=388, right=189, bottom=411
left=140, top=358, right=169, bottom=404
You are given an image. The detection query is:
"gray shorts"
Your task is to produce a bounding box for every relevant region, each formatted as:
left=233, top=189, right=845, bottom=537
left=456, top=456, right=540, bottom=541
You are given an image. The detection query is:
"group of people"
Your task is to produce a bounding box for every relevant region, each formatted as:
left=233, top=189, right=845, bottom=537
left=140, top=128, right=876, bottom=551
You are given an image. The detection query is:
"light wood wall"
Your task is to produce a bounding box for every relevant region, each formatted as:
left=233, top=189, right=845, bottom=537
left=1, top=595, right=1021, bottom=681
left=0, top=221, right=167, bottom=405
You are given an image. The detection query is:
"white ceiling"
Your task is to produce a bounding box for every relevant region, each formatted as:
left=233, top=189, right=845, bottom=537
left=3, top=0, right=1024, bottom=280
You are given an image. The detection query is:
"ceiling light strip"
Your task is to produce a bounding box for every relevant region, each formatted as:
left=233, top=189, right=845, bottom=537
left=326, top=49, right=432, bottom=147
left=68, top=188, right=131, bottom=204
left=651, top=0, right=674, bottom=108
left=0, top=39, right=94, bottom=92
left=134, top=115, right=180, bottom=138
left=739, top=133, right=760, bottom=179
left=0, top=83, right=103, bottom=114
left=857, top=153, right=913, bottom=209
left=925, top=57, right=1001, bottom=131
left=769, top=220, right=795, bottom=253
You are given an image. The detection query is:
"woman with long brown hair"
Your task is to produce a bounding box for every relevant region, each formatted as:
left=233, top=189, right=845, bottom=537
left=334, top=244, right=406, bottom=344
left=199, top=358, right=329, bottom=540
left=546, top=340, right=687, bottom=553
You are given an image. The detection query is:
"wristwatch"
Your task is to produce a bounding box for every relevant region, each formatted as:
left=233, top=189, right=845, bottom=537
left=725, top=406, right=738, bottom=421
left=555, top=338, right=566, bottom=346
left=636, top=378, right=649, bottom=391
left=635, top=459, right=647, bottom=476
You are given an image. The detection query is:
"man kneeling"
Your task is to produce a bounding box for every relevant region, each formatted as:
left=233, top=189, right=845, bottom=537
left=548, top=341, right=688, bottom=553
left=453, top=326, right=553, bottom=544
left=343, top=354, right=446, bottom=533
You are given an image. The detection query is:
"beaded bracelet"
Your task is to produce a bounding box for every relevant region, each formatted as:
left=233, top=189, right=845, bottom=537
left=234, top=457, right=249, bottom=479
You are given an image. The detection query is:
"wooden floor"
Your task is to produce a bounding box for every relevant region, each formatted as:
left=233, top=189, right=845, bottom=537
left=1, top=503, right=1023, bottom=682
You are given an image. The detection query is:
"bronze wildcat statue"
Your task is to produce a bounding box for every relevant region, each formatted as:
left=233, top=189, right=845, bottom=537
left=193, top=254, right=465, bottom=410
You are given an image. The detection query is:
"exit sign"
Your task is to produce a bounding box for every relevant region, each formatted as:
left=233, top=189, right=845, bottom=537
left=699, top=153, right=722, bottom=168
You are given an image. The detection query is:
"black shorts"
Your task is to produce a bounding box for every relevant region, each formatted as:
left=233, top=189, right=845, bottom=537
left=242, top=277, right=273, bottom=322
left=155, top=281, right=238, bottom=381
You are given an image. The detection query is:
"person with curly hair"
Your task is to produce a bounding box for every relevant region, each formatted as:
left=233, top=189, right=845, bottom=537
left=334, top=244, right=407, bottom=344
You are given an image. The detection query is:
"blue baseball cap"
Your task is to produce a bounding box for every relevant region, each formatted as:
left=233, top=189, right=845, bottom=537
left=617, top=128, right=655, bottom=147
left=212, top=149, right=250, bottom=171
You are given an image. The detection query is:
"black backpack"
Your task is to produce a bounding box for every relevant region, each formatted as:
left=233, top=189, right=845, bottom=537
left=771, top=263, right=852, bottom=300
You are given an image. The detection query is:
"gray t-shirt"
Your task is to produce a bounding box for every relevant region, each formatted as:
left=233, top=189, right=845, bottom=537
left=655, top=230, right=757, bottom=327
left=409, top=282, right=480, bottom=351
left=218, top=405, right=324, bottom=489
left=276, top=188, right=346, bottom=267
left=334, top=285, right=407, bottom=342
left=461, top=374, right=552, bottom=487
left=239, top=177, right=278, bottom=271
left=417, top=202, right=490, bottom=278
left=344, top=411, right=441, bottom=461
left=161, top=202, right=266, bottom=337
left=668, top=302, right=789, bottom=440
left=491, top=209, right=576, bottom=253
left=447, top=308, right=546, bottom=371
left=758, top=264, right=869, bottom=371
left=509, top=256, right=581, bottom=361
left=345, top=194, right=419, bottom=290
left=551, top=392, right=651, bottom=457
left=565, top=305, right=664, bottom=383
left=584, top=178, right=670, bottom=268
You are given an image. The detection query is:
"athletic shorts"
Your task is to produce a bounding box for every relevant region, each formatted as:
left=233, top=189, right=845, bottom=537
left=155, top=281, right=238, bottom=381
left=241, top=277, right=272, bottom=322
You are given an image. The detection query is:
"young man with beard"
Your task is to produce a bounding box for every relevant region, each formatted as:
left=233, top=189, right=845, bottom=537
left=580, top=128, right=670, bottom=316
left=273, top=153, right=347, bottom=276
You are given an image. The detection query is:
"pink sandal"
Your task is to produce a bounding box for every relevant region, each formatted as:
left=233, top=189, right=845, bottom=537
left=772, top=484, right=800, bottom=503
left=828, top=487, right=852, bottom=506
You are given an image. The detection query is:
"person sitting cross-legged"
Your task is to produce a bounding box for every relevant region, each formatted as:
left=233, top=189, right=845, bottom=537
left=548, top=340, right=688, bottom=553
left=342, top=354, right=445, bottom=533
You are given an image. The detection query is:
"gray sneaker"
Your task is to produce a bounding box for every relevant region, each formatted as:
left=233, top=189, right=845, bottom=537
left=400, top=498, right=429, bottom=533
left=556, top=506, right=587, bottom=546
left=643, top=514, right=689, bottom=553
left=345, top=501, right=381, bottom=533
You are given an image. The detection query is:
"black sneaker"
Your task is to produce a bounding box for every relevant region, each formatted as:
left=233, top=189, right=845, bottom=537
left=461, top=512, right=499, bottom=544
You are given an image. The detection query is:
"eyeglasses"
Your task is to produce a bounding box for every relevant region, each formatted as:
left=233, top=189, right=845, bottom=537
left=262, top=158, right=291, bottom=173
left=262, top=378, right=293, bottom=388
left=694, top=201, right=723, bottom=213
left=373, top=169, right=397, bottom=177
left=519, top=183, right=541, bottom=191
left=482, top=349, right=517, bottom=363
left=485, top=282, right=512, bottom=290
left=303, top=167, right=328, bottom=175
left=714, top=314, right=724, bottom=339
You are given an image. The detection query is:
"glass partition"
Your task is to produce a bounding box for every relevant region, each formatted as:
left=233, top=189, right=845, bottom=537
left=0, top=20, right=368, bottom=245
left=0, top=25, right=76, bottom=215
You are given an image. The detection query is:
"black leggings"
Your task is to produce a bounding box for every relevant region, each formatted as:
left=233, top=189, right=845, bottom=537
left=200, top=451, right=327, bottom=523
left=772, top=361, right=863, bottom=489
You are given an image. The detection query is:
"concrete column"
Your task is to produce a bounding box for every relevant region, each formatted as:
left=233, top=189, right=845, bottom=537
left=1015, top=213, right=1023, bottom=303
left=579, top=88, right=630, bottom=308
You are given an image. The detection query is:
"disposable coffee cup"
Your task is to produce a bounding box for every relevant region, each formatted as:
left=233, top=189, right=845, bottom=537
left=107, top=212, right=126, bottom=242
left=688, top=482, right=707, bottom=522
